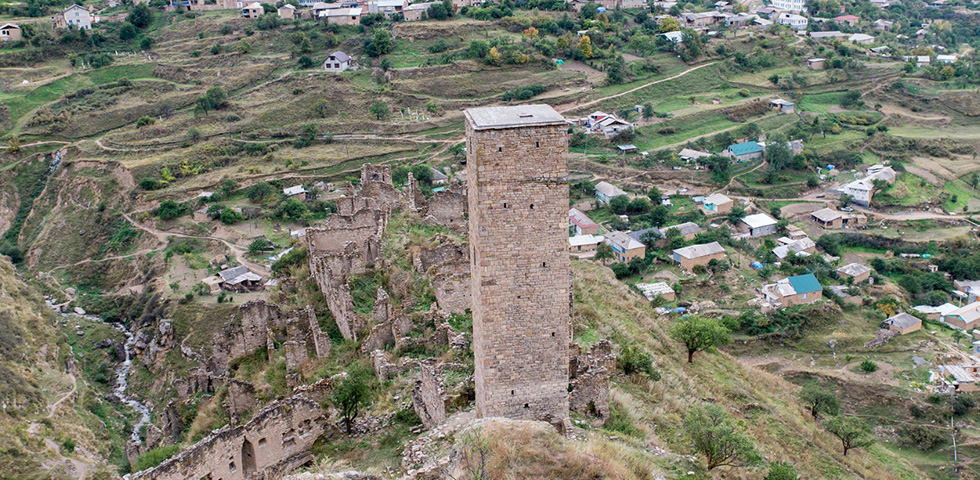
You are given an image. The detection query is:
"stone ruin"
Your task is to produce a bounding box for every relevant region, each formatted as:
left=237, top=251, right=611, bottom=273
left=422, top=185, right=468, bottom=232
left=568, top=340, right=614, bottom=420
left=413, top=235, right=471, bottom=315
left=412, top=359, right=448, bottom=429
left=360, top=287, right=414, bottom=353
left=130, top=383, right=336, bottom=480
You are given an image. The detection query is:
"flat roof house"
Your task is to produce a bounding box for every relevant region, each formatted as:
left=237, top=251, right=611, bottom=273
left=837, top=262, right=872, bottom=284
left=673, top=241, right=726, bottom=271
left=702, top=193, right=733, bottom=214
left=762, top=273, right=823, bottom=309
left=637, top=282, right=676, bottom=302
left=849, top=33, right=874, bottom=44
left=605, top=231, right=646, bottom=263
left=775, top=13, right=807, bottom=30
left=569, top=208, right=600, bottom=235
left=883, top=312, right=922, bottom=335
left=324, top=51, right=351, bottom=73
left=770, top=98, right=795, bottom=113
left=595, top=181, right=627, bottom=205
left=739, top=213, right=778, bottom=237
left=569, top=234, right=603, bottom=255
left=944, top=302, right=980, bottom=331
left=721, top=141, right=763, bottom=162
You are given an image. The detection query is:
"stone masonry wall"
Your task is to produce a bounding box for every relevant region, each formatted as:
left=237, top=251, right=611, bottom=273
left=412, top=359, right=447, bottom=429
left=465, top=109, right=571, bottom=427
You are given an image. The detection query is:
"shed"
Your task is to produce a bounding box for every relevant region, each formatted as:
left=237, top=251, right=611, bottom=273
left=883, top=312, right=922, bottom=335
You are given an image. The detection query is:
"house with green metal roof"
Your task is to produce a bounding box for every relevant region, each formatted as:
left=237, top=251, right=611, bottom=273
left=762, top=273, right=823, bottom=309
left=721, top=141, right=764, bottom=162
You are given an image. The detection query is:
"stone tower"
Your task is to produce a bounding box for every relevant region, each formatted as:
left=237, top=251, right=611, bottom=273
left=463, top=105, right=570, bottom=427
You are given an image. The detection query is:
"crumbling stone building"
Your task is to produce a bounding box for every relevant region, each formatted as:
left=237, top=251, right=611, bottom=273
left=464, top=105, right=571, bottom=427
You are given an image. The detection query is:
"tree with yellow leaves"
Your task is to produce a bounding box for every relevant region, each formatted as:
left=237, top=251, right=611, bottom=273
left=487, top=46, right=502, bottom=66
left=578, top=35, right=593, bottom=59
left=523, top=26, right=538, bottom=39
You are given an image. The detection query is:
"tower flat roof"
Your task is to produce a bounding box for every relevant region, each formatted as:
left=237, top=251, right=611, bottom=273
left=465, top=105, right=567, bottom=130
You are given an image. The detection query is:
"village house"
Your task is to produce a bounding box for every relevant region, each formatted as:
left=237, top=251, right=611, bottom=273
left=672, top=241, right=726, bottom=271
left=617, top=144, right=638, bottom=155
left=772, top=237, right=816, bottom=259
left=217, top=265, right=262, bottom=292
left=785, top=224, right=807, bottom=240
left=807, top=58, right=826, bottom=69
left=942, top=364, right=980, bottom=392
left=569, top=208, right=600, bottom=235
left=368, top=0, right=407, bottom=16
left=769, top=0, right=805, bottom=12
left=788, top=139, right=804, bottom=155
left=595, top=116, right=633, bottom=137
left=954, top=280, right=980, bottom=301
left=837, top=262, right=872, bottom=283
left=569, top=234, right=603, bottom=255
left=659, top=30, right=684, bottom=43
left=283, top=185, right=308, bottom=200
left=431, top=168, right=448, bottom=185
left=242, top=2, right=264, bottom=17
left=605, top=231, right=646, bottom=263
left=594, top=181, right=627, bottom=205
left=702, top=193, right=733, bottom=215
left=319, top=6, right=362, bottom=25
left=739, top=213, right=778, bottom=237
left=837, top=164, right=896, bottom=207
left=679, top=148, right=711, bottom=162
left=828, top=285, right=863, bottom=305
left=277, top=4, right=296, bottom=18
left=936, top=54, right=957, bottom=64
left=0, top=24, right=20, bottom=42
left=769, top=98, right=795, bottom=113
left=873, top=19, right=893, bottom=29
left=849, top=33, right=874, bottom=44
left=628, top=226, right=664, bottom=247
left=679, top=12, right=725, bottom=30
left=403, top=2, right=436, bottom=20
left=637, top=282, right=676, bottom=301
left=809, top=31, right=848, bottom=40
left=775, top=13, right=807, bottom=30
left=323, top=51, right=352, bottom=73
left=883, top=312, right=922, bottom=335
left=913, top=303, right=958, bottom=321
left=834, top=14, right=860, bottom=26
left=721, top=141, right=763, bottom=162
left=56, top=4, right=93, bottom=29
left=810, top=207, right=867, bottom=228
left=944, top=302, right=980, bottom=330
left=663, top=222, right=703, bottom=240
left=762, top=273, right=823, bottom=309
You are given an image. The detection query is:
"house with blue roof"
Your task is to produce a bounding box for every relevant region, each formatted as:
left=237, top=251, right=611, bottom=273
left=762, top=273, right=823, bottom=309
left=721, top=141, right=763, bottom=162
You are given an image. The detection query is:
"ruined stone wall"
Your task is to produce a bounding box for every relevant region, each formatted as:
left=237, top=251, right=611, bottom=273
left=361, top=163, right=392, bottom=185
left=412, top=359, right=447, bottom=429
left=238, top=300, right=281, bottom=357
left=423, top=187, right=467, bottom=231
left=568, top=340, right=613, bottom=420
left=131, top=395, right=328, bottom=480
left=306, top=209, right=386, bottom=266
left=465, top=110, right=570, bottom=426
left=415, top=237, right=471, bottom=314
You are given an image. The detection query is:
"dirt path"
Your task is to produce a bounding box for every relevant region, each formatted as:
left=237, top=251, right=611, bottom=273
left=47, top=372, right=77, bottom=418
left=43, top=438, right=89, bottom=480
left=556, top=61, right=721, bottom=115
left=122, top=213, right=270, bottom=276
left=725, top=159, right=768, bottom=190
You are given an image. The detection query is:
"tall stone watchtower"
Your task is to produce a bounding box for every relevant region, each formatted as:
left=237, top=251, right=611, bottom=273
left=463, top=105, right=570, bottom=426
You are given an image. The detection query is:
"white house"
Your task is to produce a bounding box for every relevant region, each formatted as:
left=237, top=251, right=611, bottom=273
left=775, top=13, right=807, bottom=30
left=58, top=4, right=93, bottom=29
left=324, top=51, right=351, bottom=73
left=769, top=0, right=805, bottom=12
left=848, top=33, right=874, bottom=44
left=739, top=213, right=778, bottom=237
left=595, top=181, right=627, bottom=204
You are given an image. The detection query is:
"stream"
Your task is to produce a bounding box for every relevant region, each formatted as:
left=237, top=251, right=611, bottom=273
left=54, top=304, right=152, bottom=444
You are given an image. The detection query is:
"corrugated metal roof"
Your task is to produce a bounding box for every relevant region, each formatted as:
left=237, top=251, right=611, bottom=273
left=787, top=273, right=822, bottom=294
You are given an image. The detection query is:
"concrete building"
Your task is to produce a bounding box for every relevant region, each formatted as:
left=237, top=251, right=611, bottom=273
left=672, top=241, right=726, bottom=271
left=944, top=302, right=980, bottom=330
left=323, top=51, right=351, bottom=73
left=721, top=141, right=763, bottom=162
left=775, top=13, right=808, bottom=30
left=277, top=4, right=296, bottom=18
left=883, top=312, right=922, bottom=335
left=57, top=4, right=93, bottom=29
left=605, top=231, right=646, bottom=263
left=0, top=24, right=21, bottom=42
left=837, top=262, right=872, bottom=284
left=702, top=193, right=733, bottom=214
left=762, top=273, right=823, bottom=309
left=242, top=2, right=264, bottom=17
left=569, top=208, right=599, bottom=235
left=772, top=237, right=815, bottom=259
left=594, top=181, right=627, bottom=205
left=569, top=234, right=603, bottom=254
left=464, top=104, right=570, bottom=427
left=769, top=0, right=805, bottom=12
left=637, top=282, right=676, bottom=301
left=319, top=6, right=362, bottom=25
left=942, top=364, right=980, bottom=392
left=739, top=213, right=778, bottom=237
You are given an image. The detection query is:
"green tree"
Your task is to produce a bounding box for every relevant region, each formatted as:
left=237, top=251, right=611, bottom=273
left=669, top=315, right=731, bottom=363
left=157, top=200, right=183, bottom=220
left=311, top=99, right=331, bottom=118
left=136, top=116, right=155, bottom=128
left=616, top=343, right=654, bottom=375
left=646, top=186, right=663, bottom=204
left=410, top=164, right=433, bottom=185
left=248, top=238, right=271, bottom=254
left=727, top=203, right=746, bottom=224
left=684, top=403, right=758, bottom=470
left=659, top=16, right=680, bottom=32
left=860, top=359, right=878, bottom=373
left=247, top=181, right=275, bottom=203
left=370, top=101, right=390, bottom=120
left=764, top=461, right=799, bottom=480
left=139, top=36, right=153, bottom=50
left=119, top=22, right=138, bottom=40
left=220, top=208, right=243, bottom=224
left=609, top=195, right=629, bottom=214
left=194, top=86, right=227, bottom=116
left=221, top=179, right=239, bottom=196
left=800, top=385, right=839, bottom=420
left=768, top=73, right=780, bottom=85
left=331, top=371, right=372, bottom=435
left=127, top=3, right=153, bottom=28
left=297, top=55, right=314, bottom=69
left=971, top=172, right=979, bottom=190
left=449, top=143, right=465, bottom=160
left=642, top=103, right=654, bottom=119
left=825, top=415, right=874, bottom=456
left=237, top=38, right=252, bottom=53
left=595, top=242, right=614, bottom=264
left=366, top=28, right=393, bottom=57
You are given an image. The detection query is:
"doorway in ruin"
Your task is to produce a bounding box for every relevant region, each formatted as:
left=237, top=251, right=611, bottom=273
left=241, top=438, right=256, bottom=477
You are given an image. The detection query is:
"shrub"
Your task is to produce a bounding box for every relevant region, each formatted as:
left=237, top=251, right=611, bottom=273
left=135, top=116, right=155, bottom=128
left=859, top=359, right=877, bottom=373
left=134, top=445, right=180, bottom=471
left=616, top=343, right=654, bottom=376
